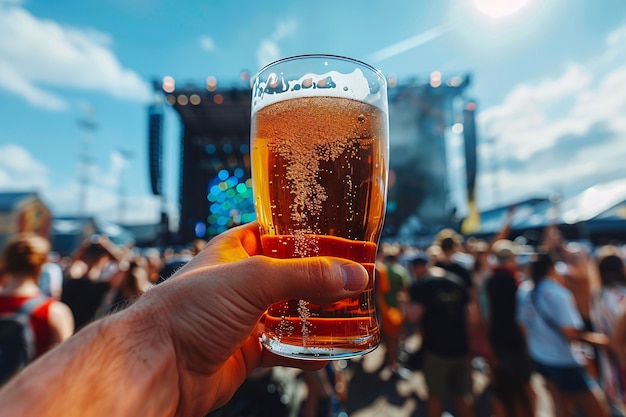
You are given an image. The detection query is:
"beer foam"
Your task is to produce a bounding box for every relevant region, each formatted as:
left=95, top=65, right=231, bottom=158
left=251, top=68, right=386, bottom=112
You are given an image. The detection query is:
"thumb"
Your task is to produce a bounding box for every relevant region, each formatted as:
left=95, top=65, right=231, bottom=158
left=237, top=255, right=369, bottom=311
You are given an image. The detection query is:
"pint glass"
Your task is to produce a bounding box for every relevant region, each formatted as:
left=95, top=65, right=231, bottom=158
left=250, top=55, right=389, bottom=359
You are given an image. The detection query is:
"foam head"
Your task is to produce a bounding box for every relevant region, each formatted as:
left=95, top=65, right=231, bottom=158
left=251, top=55, right=388, bottom=113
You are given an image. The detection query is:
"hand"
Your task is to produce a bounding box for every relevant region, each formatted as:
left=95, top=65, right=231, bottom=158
left=131, top=221, right=369, bottom=416
left=583, top=331, right=610, bottom=347
left=0, top=221, right=369, bottom=417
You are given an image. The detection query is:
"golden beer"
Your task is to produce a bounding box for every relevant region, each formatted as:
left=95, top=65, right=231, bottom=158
left=251, top=56, right=389, bottom=359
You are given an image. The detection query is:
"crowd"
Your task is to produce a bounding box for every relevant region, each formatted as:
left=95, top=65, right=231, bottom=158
left=1, top=216, right=626, bottom=417
left=375, top=219, right=626, bottom=417
left=0, top=232, right=200, bottom=384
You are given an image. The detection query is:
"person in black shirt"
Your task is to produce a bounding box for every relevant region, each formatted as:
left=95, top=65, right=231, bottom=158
left=62, top=236, right=120, bottom=332
left=484, top=239, right=535, bottom=417
left=433, top=230, right=473, bottom=290
left=407, top=265, right=475, bottom=417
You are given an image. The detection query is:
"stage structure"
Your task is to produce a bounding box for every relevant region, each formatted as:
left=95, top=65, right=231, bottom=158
left=151, top=72, right=476, bottom=244
left=384, top=73, right=473, bottom=241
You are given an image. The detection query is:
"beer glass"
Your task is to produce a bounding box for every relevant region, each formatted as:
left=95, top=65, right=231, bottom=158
left=250, top=55, right=389, bottom=359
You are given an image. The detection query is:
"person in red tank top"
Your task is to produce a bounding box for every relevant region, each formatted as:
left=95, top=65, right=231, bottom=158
left=0, top=233, right=74, bottom=360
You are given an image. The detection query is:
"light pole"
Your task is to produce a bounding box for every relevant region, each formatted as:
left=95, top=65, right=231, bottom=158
left=487, top=136, right=501, bottom=207
left=78, top=107, right=97, bottom=218
left=117, top=148, right=134, bottom=225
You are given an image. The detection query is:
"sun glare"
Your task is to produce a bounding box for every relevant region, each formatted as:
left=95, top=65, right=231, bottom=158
left=474, top=0, right=529, bottom=19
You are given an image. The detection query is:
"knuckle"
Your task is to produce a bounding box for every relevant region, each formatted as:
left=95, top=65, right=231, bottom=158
left=309, top=257, right=334, bottom=288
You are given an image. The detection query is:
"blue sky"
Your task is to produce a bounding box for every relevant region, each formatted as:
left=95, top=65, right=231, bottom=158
left=1, top=0, right=626, bottom=228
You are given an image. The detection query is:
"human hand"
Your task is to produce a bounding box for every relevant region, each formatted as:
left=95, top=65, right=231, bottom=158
left=132, top=221, right=369, bottom=416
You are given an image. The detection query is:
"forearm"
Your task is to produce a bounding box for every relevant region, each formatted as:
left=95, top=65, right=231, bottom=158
left=563, top=328, right=609, bottom=347
left=1, top=304, right=179, bottom=417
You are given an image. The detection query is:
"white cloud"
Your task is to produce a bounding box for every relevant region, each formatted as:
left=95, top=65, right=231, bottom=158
left=199, top=35, right=216, bottom=52
left=478, top=63, right=592, bottom=160
left=476, top=33, right=626, bottom=211
left=0, top=4, right=151, bottom=110
left=256, top=18, right=298, bottom=70
left=272, top=19, right=297, bottom=40
left=572, top=66, right=626, bottom=123
left=0, top=144, right=49, bottom=190
left=49, top=179, right=160, bottom=225
left=0, top=144, right=160, bottom=224
left=604, top=23, right=626, bottom=63
left=257, top=40, right=281, bottom=70
left=507, top=64, right=591, bottom=103
left=44, top=178, right=159, bottom=224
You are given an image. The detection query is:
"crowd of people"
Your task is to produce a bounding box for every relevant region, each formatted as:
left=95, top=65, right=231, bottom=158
left=0, top=232, right=200, bottom=384
left=0, top=217, right=626, bottom=417
left=375, top=220, right=626, bottom=417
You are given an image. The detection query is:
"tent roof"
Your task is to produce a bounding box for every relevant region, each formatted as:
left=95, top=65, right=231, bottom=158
left=561, top=178, right=626, bottom=224
left=476, top=178, right=626, bottom=235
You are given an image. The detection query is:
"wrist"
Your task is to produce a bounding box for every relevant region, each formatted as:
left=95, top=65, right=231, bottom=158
left=106, top=293, right=180, bottom=416
left=0, top=299, right=180, bottom=417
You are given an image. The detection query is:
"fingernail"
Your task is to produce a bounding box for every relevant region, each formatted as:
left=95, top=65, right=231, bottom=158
left=341, top=264, right=366, bottom=291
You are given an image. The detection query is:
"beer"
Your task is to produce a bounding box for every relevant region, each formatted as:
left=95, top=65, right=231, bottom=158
left=251, top=95, right=388, bottom=358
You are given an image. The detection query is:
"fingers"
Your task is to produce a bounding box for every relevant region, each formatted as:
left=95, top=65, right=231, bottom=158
left=232, top=255, right=369, bottom=311
left=218, top=221, right=263, bottom=256
left=210, top=221, right=263, bottom=256
left=184, top=222, right=263, bottom=268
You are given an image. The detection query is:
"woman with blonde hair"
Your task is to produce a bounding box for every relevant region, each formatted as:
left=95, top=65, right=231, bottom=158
left=0, top=233, right=74, bottom=384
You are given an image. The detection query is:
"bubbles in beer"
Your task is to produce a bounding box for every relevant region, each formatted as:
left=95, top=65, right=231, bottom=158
left=298, top=299, right=313, bottom=345
left=293, top=229, right=319, bottom=258
left=277, top=315, right=294, bottom=338
left=251, top=95, right=387, bottom=357
left=256, top=96, right=383, bottom=247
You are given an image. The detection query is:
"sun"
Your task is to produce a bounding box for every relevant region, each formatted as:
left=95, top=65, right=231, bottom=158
left=474, top=0, right=530, bottom=19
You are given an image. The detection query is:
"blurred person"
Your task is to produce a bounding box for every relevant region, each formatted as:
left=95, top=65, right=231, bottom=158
left=191, top=239, right=208, bottom=256
left=541, top=226, right=594, bottom=322
left=611, top=302, right=626, bottom=376
left=433, top=230, right=484, bottom=373
left=301, top=363, right=347, bottom=417
left=144, top=247, right=164, bottom=284
left=0, top=221, right=369, bottom=417
left=467, top=238, right=490, bottom=290
left=410, top=252, right=430, bottom=282
left=517, top=252, right=610, bottom=417
left=406, top=262, right=475, bottom=417
left=207, top=367, right=297, bottom=417
left=0, top=233, right=74, bottom=385
left=38, top=251, right=63, bottom=300
left=484, top=239, right=535, bottom=417
left=475, top=204, right=516, bottom=297
left=161, top=246, right=176, bottom=263
left=466, top=239, right=492, bottom=365
left=96, top=256, right=151, bottom=318
left=378, top=243, right=411, bottom=373
left=563, top=242, right=595, bottom=329
left=425, top=244, right=443, bottom=264
left=468, top=207, right=517, bottom=376
left=62, top=234, right=122, bottom=331
left=0, top=261, right=6, bottom=288
left=433, top=229, right=473, bottom=290
left=403, top=253, right=430, bottom=371
left=590, top=250, right=626, bottom=412
left=541, top=225, right=599, bottom=377
left=158, top=248, right=193, bottom=284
